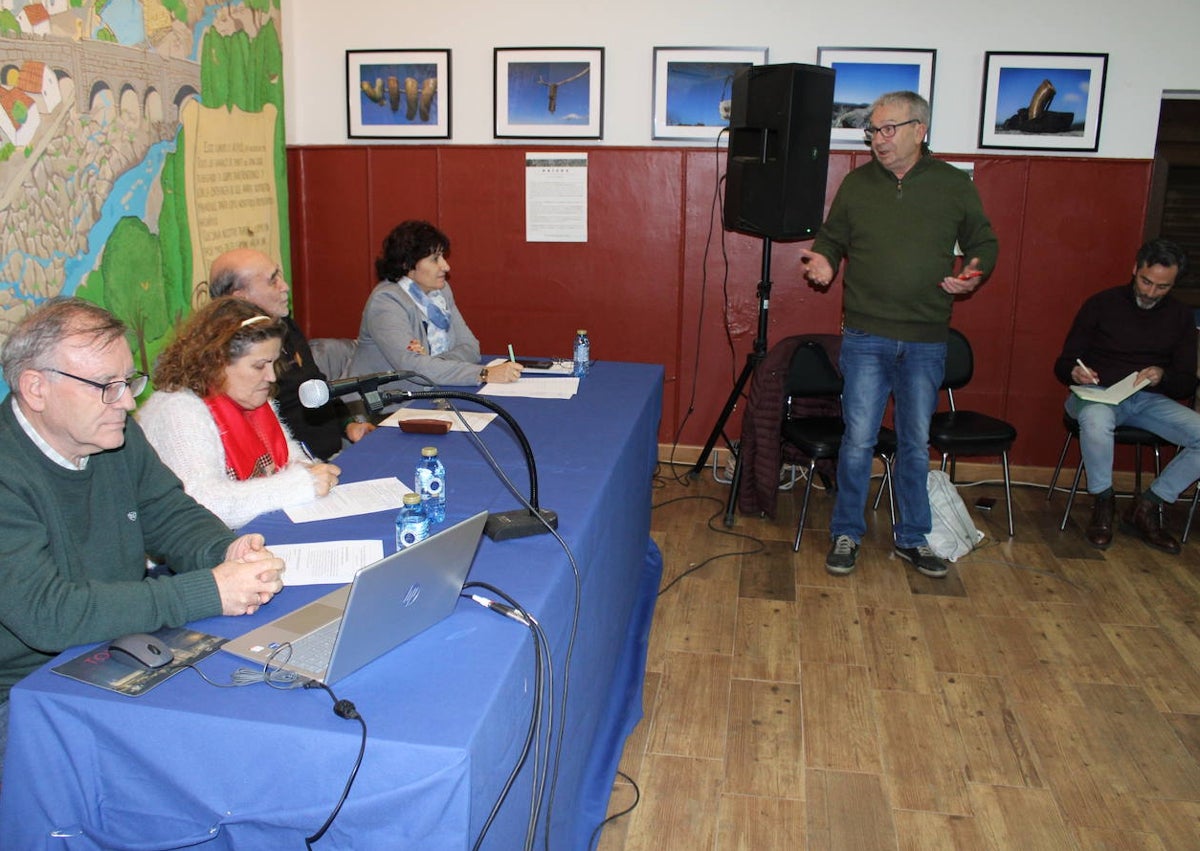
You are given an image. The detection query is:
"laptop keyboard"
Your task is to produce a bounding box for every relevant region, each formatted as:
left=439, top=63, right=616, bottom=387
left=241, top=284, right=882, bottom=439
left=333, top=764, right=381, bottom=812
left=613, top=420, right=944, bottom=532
left=285, top=618, right=342, bottom=673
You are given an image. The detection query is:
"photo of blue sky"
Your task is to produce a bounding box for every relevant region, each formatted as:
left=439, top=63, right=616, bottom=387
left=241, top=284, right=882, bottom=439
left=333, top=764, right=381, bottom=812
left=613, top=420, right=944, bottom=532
left=358, top=63, right=439, bottom=126
left=506, top=62, right=591, bottom=125
left=665, top=62, right=749, bottom=126
left=831, top=62, right=920, bottom=106
left=995, top=67, right=1090, bottom=127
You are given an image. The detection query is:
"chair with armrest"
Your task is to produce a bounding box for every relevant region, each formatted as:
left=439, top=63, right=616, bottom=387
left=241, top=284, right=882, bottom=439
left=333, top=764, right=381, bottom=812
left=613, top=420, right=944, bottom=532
left=781, top=340, right=895, bottom=551
left=310, top=337, right=358, bottom=381
left=927, top=328, right=1018, bottom=537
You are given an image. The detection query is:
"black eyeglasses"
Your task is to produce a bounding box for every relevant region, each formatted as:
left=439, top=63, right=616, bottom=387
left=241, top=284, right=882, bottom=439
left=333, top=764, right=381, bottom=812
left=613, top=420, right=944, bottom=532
left=863, top=118, right=919, bottom=140
left=48, top=369, right=149, bottom=404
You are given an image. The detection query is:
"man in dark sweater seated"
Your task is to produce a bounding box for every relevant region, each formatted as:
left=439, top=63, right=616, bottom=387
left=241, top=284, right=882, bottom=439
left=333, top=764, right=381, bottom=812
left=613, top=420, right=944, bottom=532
left=0, top=298, right=285, bottom=776
left=1054, top=239, right=1198, bottom=553
left=209, top=248, right=374, bottom=460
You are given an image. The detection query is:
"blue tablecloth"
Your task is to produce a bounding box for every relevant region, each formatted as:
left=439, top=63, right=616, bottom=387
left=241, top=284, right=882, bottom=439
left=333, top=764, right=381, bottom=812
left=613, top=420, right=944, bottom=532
left=0, top=361, right=664, bottom=850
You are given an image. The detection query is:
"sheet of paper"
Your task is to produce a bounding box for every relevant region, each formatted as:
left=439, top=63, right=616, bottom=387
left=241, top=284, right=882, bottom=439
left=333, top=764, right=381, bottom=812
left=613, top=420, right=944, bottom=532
left=478, top=377, right=579, bottom=399
left=284, top=477, right=410, bottom=523
left=485, top=357, right=574, bottom=375
left=268, top=539, right=386, bottom=586
left=1070, top=371, right=1150, bottom=405
left=378, top=408, right=497, bottom=432
left=526, top=152, right=587, bottom=242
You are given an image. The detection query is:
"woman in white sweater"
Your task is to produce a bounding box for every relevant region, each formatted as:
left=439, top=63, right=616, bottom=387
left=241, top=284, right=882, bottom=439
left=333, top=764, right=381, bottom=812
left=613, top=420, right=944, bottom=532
left=138, top=298, right=341, bottom=529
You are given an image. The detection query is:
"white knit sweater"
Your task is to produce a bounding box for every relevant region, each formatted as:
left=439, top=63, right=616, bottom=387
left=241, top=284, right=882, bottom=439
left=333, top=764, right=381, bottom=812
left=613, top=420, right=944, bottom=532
left=137, top=390, right=320, bottom=529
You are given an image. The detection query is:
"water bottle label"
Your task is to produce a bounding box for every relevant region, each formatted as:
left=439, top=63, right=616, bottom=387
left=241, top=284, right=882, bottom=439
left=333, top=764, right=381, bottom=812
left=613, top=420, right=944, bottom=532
left=427, top=477, right=443, bottom=494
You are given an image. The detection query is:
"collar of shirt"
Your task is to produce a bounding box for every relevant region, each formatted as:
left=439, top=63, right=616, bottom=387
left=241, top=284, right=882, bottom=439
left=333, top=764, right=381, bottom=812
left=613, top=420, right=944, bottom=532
left=11, top=396, right=87, bottom=470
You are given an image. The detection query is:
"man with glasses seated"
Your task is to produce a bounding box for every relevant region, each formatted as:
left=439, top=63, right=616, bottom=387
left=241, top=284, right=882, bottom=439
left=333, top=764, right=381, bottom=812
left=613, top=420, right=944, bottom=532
left=1054, top=239, right=1197, bottom=554
left=799, top=90, right=999, bottom=579
left=0, top=298, right=285, bottom=777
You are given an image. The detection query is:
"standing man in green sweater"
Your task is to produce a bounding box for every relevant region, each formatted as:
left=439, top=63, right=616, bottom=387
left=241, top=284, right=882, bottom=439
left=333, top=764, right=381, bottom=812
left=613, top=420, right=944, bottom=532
left=0, top=298, right=285, bottom=776
left=799, top=91, right=999, bottom=578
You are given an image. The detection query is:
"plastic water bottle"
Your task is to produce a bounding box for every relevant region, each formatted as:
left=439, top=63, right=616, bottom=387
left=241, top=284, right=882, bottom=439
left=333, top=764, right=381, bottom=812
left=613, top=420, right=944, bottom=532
left=395, top=493, right=430, bottom=549
left=415, top=446, right=446, bottom=522
left=573, top=329, right=590, bottom=377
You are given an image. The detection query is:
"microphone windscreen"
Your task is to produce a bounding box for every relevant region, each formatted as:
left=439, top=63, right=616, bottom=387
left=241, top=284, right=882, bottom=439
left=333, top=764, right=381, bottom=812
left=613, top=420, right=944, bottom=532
left=298, top=378, right=331, bottom=409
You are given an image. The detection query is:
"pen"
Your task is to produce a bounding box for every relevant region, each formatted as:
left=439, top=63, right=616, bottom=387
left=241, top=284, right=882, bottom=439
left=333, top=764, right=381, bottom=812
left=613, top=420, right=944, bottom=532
left=508, top=344, right=516, bottom=363
left=1075, top=358, right=1098, bottom=384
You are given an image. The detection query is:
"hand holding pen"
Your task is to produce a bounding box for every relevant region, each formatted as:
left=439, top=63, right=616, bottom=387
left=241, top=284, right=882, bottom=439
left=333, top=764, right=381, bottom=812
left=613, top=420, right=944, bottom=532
left=298, top=442, right=341, bottom=496
left=1073, top=358, right=1099, bottom=385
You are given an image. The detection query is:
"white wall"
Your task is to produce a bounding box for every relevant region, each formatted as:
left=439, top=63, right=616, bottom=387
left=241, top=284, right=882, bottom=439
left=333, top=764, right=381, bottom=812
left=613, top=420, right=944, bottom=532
left=283, top=0, right=1200, bottom=158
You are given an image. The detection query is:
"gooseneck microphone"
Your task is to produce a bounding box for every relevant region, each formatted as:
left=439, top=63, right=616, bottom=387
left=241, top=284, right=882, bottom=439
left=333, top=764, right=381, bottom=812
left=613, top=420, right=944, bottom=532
left=298, top=371, right=416, bottom=410
left=299, top=377, right=558, bottom=541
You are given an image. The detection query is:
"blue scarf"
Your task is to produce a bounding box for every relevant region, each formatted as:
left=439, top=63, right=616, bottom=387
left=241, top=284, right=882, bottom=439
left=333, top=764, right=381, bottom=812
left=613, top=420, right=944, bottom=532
left=401, top=277, right=452, bottom=356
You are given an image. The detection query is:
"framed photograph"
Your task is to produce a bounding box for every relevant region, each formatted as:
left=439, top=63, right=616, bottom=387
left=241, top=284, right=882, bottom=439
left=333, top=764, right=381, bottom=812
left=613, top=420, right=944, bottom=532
left=651, top=46, right=767, bottom=141
left=494, top=47, right=604, bottom=139
left=817, top=47, right=936, bottom=146
left=346, top=49, right=451, bottom=139
left=978, top=52, right=1107, bottom=151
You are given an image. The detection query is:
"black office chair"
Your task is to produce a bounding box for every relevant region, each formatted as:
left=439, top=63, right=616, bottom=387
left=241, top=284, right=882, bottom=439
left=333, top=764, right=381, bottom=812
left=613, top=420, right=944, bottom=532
left=781, top=341, right=895, bottom=551
left=1046, top=412, right=1170, bottom=531
left=928, top=328, right=1018, bottom=537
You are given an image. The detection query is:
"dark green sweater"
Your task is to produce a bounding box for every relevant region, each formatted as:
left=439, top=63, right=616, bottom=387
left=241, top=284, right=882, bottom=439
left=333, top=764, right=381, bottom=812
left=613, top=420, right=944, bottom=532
left=811, top=152, right=999, bottom=342
left=0, top=397, right=235, bottom=703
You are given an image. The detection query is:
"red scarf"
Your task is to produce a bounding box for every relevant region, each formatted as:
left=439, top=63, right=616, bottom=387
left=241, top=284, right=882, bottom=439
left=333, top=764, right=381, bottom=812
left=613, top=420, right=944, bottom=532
left=203, top=393, right=289, bottom=481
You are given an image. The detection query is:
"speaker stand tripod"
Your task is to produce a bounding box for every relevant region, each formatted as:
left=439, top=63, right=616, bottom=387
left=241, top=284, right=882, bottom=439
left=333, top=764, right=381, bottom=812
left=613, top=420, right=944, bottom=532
left=688, top=237, right=775, bottom=526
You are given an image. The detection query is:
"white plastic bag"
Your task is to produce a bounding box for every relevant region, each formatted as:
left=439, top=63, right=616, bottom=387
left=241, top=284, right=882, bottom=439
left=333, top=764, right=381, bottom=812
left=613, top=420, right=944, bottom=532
left=926, top=470, right=984, bottom=561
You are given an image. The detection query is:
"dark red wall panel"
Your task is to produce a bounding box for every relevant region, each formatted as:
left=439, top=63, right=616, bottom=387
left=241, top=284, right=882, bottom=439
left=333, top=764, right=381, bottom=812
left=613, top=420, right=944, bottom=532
left=288, top=144, right=1153, bottom=469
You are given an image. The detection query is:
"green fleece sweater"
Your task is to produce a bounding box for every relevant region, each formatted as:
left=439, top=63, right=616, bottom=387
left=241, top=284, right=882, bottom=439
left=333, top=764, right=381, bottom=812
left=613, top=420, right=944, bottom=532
left=0, top=396, right=235, bottom=703
left=811, top=152, right=999, bottom=342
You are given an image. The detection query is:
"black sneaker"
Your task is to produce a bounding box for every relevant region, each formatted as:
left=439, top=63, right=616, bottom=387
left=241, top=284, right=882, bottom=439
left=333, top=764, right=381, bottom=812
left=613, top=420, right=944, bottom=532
left=825, top=535, right=859, bottom=575
left=894, top=545, right=948, bottom=578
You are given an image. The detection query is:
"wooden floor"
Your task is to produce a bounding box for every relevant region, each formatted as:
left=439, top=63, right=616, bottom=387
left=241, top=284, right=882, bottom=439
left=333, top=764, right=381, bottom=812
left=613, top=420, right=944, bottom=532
left=595, top=465, right=1200, bottom=850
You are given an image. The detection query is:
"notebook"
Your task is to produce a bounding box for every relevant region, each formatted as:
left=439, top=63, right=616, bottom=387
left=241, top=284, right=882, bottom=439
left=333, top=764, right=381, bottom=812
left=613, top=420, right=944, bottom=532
left=1070, top=371, right=1150, bottom=405
left=222, top=511, right=488, bottom=684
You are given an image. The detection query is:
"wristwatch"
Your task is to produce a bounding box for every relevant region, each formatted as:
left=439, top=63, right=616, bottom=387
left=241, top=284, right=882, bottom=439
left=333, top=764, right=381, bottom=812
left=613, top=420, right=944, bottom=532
left=479, top=367, right=488, bottom=384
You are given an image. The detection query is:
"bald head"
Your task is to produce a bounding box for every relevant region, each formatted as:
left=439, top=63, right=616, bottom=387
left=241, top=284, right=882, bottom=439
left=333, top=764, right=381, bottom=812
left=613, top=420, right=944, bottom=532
left=208, top=249, right=291, bottom=319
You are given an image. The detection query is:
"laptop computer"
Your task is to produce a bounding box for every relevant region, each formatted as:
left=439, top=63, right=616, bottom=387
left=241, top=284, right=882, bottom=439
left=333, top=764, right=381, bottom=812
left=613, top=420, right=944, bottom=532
left=222, top=510, right=488, bottom=684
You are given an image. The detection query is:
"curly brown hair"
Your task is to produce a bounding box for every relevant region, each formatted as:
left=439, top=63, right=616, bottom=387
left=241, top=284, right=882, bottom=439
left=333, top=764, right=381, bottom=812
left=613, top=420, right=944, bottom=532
left=376, top=220, right=450, bottom=281
left=154, top=298, right=286, bottom=396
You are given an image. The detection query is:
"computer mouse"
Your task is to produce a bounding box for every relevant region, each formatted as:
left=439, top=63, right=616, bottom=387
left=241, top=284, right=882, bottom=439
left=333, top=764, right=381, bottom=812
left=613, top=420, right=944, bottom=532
left=107, top=633, right=175, bottom=669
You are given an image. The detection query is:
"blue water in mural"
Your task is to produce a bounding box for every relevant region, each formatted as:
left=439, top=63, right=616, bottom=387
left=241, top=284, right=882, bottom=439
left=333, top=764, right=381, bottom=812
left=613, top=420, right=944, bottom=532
left=0, top=137, right=174, bottom=303
left=95, top=0, right=146, bottom=45
left=191, top=0, right=247, bottom=61
left=63, top=138, right=175, bottom=296
left=0, top=138, right=173, bottom=397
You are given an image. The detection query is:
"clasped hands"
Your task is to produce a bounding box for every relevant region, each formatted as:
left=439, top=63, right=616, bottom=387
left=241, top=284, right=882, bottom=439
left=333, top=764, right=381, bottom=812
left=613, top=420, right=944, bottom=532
left=215, top=534, right=285, bottom=616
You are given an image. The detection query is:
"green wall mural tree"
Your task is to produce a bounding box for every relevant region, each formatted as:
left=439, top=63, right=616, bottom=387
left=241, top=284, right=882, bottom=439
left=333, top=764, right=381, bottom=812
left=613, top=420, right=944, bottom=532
left=98, top=217, right=169, bottom=375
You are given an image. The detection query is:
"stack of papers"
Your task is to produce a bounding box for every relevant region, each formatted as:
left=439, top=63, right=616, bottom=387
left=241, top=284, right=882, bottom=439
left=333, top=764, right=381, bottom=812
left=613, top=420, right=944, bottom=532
left=479, top=378, right=579, bottom=399
left=284, top=477, right=409, bottom=524
left=268, top=539, right=386, bottom=586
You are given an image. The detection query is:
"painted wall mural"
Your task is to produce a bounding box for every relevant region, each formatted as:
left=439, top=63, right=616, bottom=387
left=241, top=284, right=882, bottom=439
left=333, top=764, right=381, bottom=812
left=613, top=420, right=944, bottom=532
left=0, top=0, right=287, bottom=393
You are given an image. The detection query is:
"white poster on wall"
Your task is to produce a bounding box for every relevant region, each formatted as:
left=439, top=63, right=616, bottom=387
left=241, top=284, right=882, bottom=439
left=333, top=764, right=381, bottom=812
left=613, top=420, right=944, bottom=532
left=525, top=152, right=587, bottom=242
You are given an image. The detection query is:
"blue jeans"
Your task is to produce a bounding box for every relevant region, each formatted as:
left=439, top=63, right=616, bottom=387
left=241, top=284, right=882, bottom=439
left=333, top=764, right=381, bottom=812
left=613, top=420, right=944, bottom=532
left=1066, top=392, right=1200, bottom=501
left=0, top=698, right=7, bottom=780
left=832, top=329, right=946, bottom=548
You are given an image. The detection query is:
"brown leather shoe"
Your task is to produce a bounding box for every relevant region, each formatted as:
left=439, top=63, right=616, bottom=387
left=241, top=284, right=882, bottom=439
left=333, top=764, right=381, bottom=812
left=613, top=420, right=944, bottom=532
left=1122, top=495, right=1181, bottom=555
left=1086, top=492, right=1114, bottom=549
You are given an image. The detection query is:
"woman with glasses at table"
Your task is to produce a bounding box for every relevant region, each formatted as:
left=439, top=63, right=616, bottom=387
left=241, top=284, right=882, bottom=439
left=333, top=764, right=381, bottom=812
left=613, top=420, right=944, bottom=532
left=138, top=298, right=341, bottom=529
